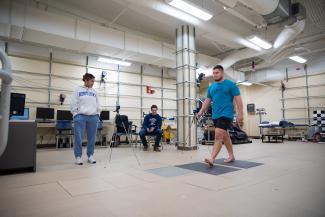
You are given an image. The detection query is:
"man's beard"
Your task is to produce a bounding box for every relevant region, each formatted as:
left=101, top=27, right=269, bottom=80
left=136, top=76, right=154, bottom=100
left=214, top=77, right=223, bottom=82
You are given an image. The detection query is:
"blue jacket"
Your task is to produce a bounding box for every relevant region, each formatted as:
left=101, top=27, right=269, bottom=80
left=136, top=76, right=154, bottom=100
left=143, top=113, right=162, bottom=130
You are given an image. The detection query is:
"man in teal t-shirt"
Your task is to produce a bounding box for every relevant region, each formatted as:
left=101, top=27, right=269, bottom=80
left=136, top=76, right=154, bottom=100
left=197, top=65, right=243, bottom=167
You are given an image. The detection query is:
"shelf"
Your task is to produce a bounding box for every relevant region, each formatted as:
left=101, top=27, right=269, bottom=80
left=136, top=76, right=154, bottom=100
left=281, top=96, right=306, bottom=101
left=282, top=107, right=325, bottom=110
left=281, top=95, right=325, bottom=101
left=285, top=83, right=325, bottom=90
left=281, top=108, right=307, bottom=110
left=285, top=118, right=313, bottom=120
left=309, top=95, right=325, bottom=99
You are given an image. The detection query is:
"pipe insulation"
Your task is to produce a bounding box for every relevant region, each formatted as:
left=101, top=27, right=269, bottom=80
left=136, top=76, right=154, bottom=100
left=0, top=48, right=13, bottom=157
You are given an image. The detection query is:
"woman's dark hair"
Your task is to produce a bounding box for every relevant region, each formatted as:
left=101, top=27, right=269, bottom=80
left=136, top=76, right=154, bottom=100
left=151, top=105, right=158, bottom=110
left=82, top=73, right=95, bottom=82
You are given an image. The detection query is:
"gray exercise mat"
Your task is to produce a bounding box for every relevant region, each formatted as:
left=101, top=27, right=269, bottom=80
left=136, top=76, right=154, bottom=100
left=145, top=166, right=194, bottom=177
left=214, top=158, right=263, bottom=169
left=176, top=162, right=240, bottom=176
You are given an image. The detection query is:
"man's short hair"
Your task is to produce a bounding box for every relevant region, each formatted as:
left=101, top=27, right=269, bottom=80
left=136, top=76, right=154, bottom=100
left=213, top=65, right=224, bottom=71
left=151, top=105, right=158, bottom=110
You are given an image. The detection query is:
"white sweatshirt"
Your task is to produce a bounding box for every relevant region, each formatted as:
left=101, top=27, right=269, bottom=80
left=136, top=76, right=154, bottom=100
left=70, top=86, right=101, bottom=117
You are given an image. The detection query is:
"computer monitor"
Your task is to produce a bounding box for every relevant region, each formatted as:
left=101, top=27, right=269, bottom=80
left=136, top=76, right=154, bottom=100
left=10, top=108, right=29, bottom=120
left=57, top=110, right=73, bottom=121
left=36, top=107, right=55, bottom=120
left=100, top=111, right=110, bottom=120
left=247, top=103, right=255, bottom=113
left=10, top=93, right=26, bottom=116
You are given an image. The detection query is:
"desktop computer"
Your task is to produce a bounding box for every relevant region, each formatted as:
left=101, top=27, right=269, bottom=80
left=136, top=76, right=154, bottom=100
left=10, top=108, right=29, bottom=120
left=36, top=107, right=55, bottom=122
left=57, top=110, right=73, bottom=121
left=100, top=111, right=110, bottom=121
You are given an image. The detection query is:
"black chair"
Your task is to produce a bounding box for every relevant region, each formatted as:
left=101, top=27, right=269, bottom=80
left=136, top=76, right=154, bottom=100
left=111, top=115, right=138, bottom=146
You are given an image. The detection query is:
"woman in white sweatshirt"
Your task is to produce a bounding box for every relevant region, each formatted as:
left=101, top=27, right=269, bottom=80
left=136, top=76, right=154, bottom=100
left=70, top=73, right=101, bottom=165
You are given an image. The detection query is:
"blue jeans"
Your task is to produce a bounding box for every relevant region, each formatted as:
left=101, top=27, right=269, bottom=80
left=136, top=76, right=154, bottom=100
left=139, top=128, right=162, bottom=147
left=73, top=114, right=99, bottom=158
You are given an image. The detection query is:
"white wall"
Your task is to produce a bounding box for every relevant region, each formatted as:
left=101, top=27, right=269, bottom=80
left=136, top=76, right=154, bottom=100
left=242, top=73, right=325, bottom=137
left=199, top=72, right=325, bottom=137
left=4, top=41, right=177, bottom=145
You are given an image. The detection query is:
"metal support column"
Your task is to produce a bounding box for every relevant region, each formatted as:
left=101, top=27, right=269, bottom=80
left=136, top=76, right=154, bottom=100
left=5, top=42, right=8, bottom=54
left=117, top=64, right=120, bottom=106
left=140, top=65, right=143, bottom=123
left=175, top=29, right=179, bottom=147
left=161, top=68, right=164, bottom=117
left=48, top=51, right=52, bottom=108
left=176, top=25, right=197, bottom=150
left=281, top=80, right=285, bottom=120
left=304, top=64, right=310, bottom=125
left=86, top=56, right=89, bottom=74
left=0, top=49, right=13, bottom=157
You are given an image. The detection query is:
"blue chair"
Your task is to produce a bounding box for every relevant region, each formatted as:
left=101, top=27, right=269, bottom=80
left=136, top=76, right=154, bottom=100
left=56, top=120, right=73, bottom=149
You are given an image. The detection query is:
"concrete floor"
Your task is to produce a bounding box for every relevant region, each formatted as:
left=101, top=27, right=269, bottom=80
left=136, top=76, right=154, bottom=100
left=0, top=139, right=325, bottom=217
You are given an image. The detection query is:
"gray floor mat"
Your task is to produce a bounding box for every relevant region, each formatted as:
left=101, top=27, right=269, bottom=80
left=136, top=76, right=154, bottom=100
left=176, top=162, right=240, bottom=176
left=214, top=158, right=263, bottom=169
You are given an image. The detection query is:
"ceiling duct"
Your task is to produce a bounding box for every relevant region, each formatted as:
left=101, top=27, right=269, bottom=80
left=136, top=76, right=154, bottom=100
left=262, top=0, right=291, bottom=24
left=273, top=19, right=305, bottom=49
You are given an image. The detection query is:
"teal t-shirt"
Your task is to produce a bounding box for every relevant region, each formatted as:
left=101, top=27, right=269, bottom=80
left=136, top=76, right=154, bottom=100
left=207, top=79, right=240, bottom=120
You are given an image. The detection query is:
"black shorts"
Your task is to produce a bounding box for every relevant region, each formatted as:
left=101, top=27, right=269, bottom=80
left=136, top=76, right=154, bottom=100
left=213, top=117, right=233, bottom=130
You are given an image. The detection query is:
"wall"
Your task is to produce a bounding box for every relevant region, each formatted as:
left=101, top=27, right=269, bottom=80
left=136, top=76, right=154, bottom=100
left=2, top=41, right=177, bottom=145
left=199, top=72, right=325, bottom=137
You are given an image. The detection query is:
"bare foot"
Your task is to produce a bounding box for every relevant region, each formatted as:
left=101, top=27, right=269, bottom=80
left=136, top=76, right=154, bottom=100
left=204, top=158, right=214, bottom=168
left=224, top=156, right=235, bottom=163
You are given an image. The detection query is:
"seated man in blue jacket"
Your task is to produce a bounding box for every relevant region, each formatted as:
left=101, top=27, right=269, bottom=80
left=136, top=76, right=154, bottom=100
left=139, top=105, right=162, bottom=152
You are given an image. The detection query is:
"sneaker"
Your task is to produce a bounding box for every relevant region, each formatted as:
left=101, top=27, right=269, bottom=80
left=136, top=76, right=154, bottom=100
left=75, top=157, right=83, bottom=165
left=143, top=146, right=148, bottom=151
left=154, top=147, right=161, bottom=152
left=88, top=155, right=96, bottom=164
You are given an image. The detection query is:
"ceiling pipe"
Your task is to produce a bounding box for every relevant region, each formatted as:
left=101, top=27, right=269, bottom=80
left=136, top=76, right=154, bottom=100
left=112, top=0, right=263, bottom=50
left=203, top=17, right=305, bottom=77
left=0, top=48, right=12, bottom=157
left=273, top=19, right=306, bottom=49
left=246, top=58, right=325, bottom=83
left=246, top=37, right=325, bottom=71
left=238, top=0, right=279, bottom=16
left=223, top=6, right=261, bottom=28
left=218, top=0, right=279, bottom=15
left=215, top=0, right=265, bottom=28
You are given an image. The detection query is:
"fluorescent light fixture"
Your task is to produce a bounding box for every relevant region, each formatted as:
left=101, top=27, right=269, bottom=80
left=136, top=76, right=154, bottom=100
left=289, top=55, right=307, bottom=63
left=97, top=57, right=131, bottom=66
left=248, top=36, right=272, bottom=50
left=238, top=81, right=252, bottom=86
left=167, top=0, right=213, bottom=21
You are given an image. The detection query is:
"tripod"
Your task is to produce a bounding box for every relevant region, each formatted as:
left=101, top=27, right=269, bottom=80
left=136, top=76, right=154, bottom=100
left=104, top=106, right=140, bottom=168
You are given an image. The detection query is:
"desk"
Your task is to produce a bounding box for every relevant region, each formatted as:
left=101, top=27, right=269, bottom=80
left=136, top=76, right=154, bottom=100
left=36, top=120, right=114, bottom=147
left=0, top=120, right=37, bottom=174
left=259, top=125, right=308, bottom=140
left=37, top=122, right=56, bottom=128
left=262, top=134, right=284, bottom=143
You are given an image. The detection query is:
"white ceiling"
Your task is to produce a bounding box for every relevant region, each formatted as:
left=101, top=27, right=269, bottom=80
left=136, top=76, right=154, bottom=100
left=27, top=0, right=325, bottom=71
left=52, top=0, right=265, bottom=56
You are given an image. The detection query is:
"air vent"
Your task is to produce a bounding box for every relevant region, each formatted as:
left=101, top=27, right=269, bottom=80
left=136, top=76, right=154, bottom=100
left=263, top=0, right=291, bottom=24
